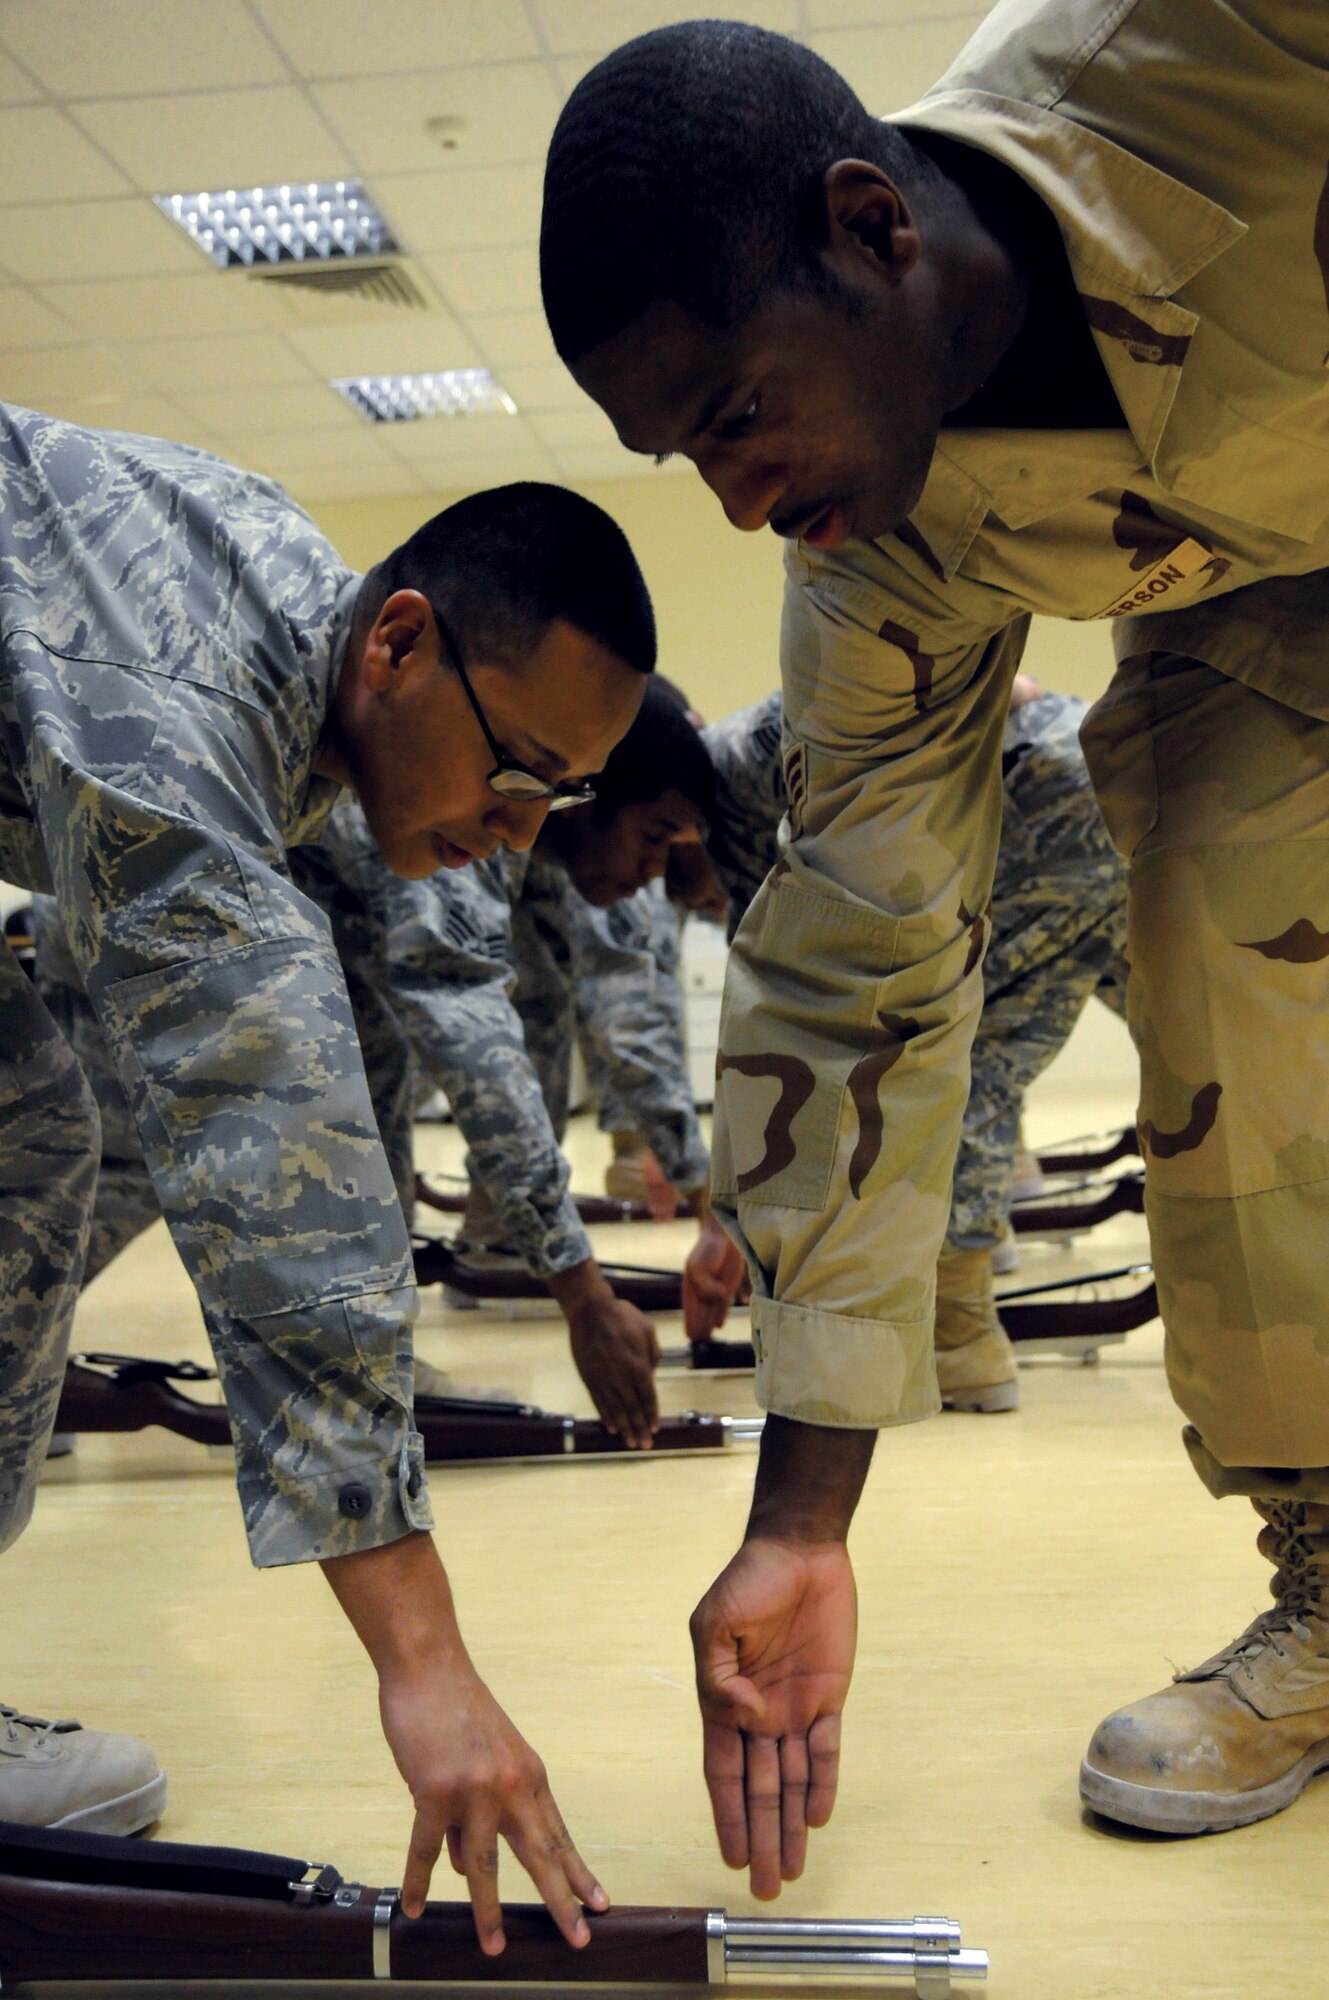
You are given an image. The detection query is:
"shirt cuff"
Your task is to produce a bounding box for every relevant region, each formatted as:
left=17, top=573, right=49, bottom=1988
left=749, top=1297, right=940, bottom=1429
left=241, top=1426, right=434, bottom=1568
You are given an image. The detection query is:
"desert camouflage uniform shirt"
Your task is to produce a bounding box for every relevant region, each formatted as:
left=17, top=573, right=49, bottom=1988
left=712, top=0, right=1329, bottom=1429
left=0, top=404, right=431, bottom=1565
left=704, top=691, right=1127, bottom=1249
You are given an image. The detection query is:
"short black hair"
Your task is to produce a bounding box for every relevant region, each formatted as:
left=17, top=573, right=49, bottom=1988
left=591, top=675, right=715, bottom=826
left=357, top=481, right=656, bottom=675
left=541, top=19, right=939, bottom=363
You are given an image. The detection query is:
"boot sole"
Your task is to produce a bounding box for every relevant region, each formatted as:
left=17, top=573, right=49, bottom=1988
left=53, top=1770, right=168, bottom=1837
left=1079, top=1743, right=1329, bottom=1834
left=941, top=1379, right=1021, bottom=1414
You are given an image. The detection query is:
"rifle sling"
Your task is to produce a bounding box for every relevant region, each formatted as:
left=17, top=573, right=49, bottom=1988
left=0, top=1818, right=313, bottom=1902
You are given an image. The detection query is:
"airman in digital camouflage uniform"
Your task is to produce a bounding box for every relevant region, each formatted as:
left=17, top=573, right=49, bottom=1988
left=38, top=688, right=713, bottom=1450
left=543, top=0, right=1329, bottom=1884
left=30, top=812, right=677, bottom=1451
left=505, top=676, right=716, bottom=1204
left=678, top=683, right=1128, bottom=1410
left=0, top=403, right=653, bottom=1953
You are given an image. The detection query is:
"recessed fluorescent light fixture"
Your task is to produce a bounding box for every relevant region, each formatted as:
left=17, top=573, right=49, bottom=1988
left=155, top=180, right=396, bottom=271
left=332, top=370, right=518, bottom=423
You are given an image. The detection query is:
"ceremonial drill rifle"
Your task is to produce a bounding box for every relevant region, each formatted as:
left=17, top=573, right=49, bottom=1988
left=0, top=1820, right=987, bottom=1996
left=413, top=1235, right=685, bottom=1313
left=416, top=1171, right=701, bottom=1226
left=663, top=1264, right=1159, bottom=1372
left=54, top=1354, right=762, bottom=1464
left=1033, top=1125, right=1140, bottom=1176
left=1010, top=1168, right=1145, bottom=1238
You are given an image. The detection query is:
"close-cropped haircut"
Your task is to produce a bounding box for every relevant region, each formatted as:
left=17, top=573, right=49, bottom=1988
left=541, top=19, right=940, bottom=363
left=358, top=481, right=656, bottom=676
left=591, top=676, right=715, bottom=827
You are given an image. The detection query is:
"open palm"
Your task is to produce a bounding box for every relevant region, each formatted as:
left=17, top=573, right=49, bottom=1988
left=690, top=1536, right=857, bottom=1898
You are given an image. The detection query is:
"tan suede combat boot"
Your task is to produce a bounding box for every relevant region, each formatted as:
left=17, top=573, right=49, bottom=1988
left=1081, top=1499, right=1329, bottom=1832
left=933, top=1246, right=1020, bottom=1413
left=604, top=1130, right=649, bottom=1203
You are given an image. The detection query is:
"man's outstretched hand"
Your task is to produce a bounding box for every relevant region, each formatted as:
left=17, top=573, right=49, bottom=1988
left=689, top=1413, right=876, bottom=1896
left=322, top=1531, right=608, bottom=1955
left=691, top=1536, right=857, bottom=1897
left=683, top=1211, right=749, bottom=1341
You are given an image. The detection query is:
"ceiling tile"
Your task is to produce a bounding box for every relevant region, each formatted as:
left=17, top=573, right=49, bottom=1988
left=499, top=359, right=592, bottom=414
left=94, top=393, right=218, bottom=445
left=312, top=62, right=560, bottom=177
left=0, top=45, right=42, bottom=103
left=535, top=0, right=799, bottom=57
left=286, top=461, right=428, bottom=503
left=72, top=85, right=352, bottom=193
left=110, top=329, right=317, bottom=392
left=527, top=406, right=625, bottom=452
left=0, top=0, right=289, bottom=97
left=0, top=106, right=133, bottom=203
left=0, top=285, right=82, bottom=347
left=285, top=312, right=481, bottom=379
left=220, top=424, right=401, bottom=475
left=419, top=247, right=542, bottom=320
left=555, top=447, right=691, bottom=483
left=465, top=311, right=557, bottom=369
left=0, top=343, right=137, bottom=412
left=373, top=164, right=542, bottom=253
left=171, top=378, right=365, bottom=434
left=805, top=0, right=978, bottom=26
left=0, top=197, right=203, bottom=284
left=383, top=410, right=542, bottom=464
left=38, top=270, right=279, bottom=341
left=254, top=0, right=541, bottom=77
left=414, top=450, right=560, bottom=494
left=808, top=17, right=989, bottom=111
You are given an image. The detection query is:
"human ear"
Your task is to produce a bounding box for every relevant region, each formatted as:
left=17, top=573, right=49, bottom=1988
left=361, top=590, right=435, bottom=695
left=821, top=160, right=921, bottom=280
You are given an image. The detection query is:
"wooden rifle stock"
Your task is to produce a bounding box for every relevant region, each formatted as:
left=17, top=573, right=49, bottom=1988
left=664, top=1265, right=1160, bottom=1371
left=0, top=1822, right=987, bottom=1992
left=54, top=1356, right=760, bottom=1463
left=415, top=1174, right=701, bottom=1226
left=413, top=1237, right=684, bottom=1312
left=1010, top=1169, right=1146, bottom=1236
left=1034, top=1125, right=1140, bottom=1175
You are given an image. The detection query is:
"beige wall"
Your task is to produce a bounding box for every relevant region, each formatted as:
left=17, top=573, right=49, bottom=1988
left=309, top=473, right=1121, bottom=724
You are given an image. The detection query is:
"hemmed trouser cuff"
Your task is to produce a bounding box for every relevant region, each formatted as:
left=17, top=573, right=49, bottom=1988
left=1183, top=1424, right=1329, bottom=1505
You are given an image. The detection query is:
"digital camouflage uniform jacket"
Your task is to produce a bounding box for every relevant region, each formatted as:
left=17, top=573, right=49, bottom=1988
left=712, top=0, right=1329, bottom=1429
left=0, top=405, right=432, bottom=1565
left=299, top=803, right=707, bottom=1272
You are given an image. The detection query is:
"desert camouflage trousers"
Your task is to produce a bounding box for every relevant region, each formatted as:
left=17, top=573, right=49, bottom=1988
left=0, top=942, right=98, bottom=1553
left=1082, top=620, right=1329, bottom=1495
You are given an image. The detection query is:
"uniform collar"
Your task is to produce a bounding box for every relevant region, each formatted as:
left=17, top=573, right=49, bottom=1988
left=882, top=90, right=1247, bottom=573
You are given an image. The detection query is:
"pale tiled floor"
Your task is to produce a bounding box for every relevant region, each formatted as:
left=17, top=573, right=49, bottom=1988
left=8, top=1003, right=1324, bottom=1998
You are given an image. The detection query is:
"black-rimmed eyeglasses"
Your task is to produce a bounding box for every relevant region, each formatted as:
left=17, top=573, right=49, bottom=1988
left=434, top=610, right=595, bottom=812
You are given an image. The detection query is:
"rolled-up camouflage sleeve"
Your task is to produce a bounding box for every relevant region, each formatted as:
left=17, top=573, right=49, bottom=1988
left=568, top=884, right=710, bottom=1194
left=11, top=642, right=432, bottom=1569
left=710, top=543, right=1026, bottom=1429
left=311, top=808, right=592, bottom=1277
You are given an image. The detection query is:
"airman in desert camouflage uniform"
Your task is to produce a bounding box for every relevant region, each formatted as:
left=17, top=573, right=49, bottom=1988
left=0, top=403, right=653, bottom=1950
left=543, top=0, right=1329, bottom=1879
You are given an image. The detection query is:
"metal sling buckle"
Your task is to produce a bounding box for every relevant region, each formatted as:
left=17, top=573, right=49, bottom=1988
left=289, top=1862, right=343, bottom=1906
left=373, top=1887, right=399, bottom=1978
